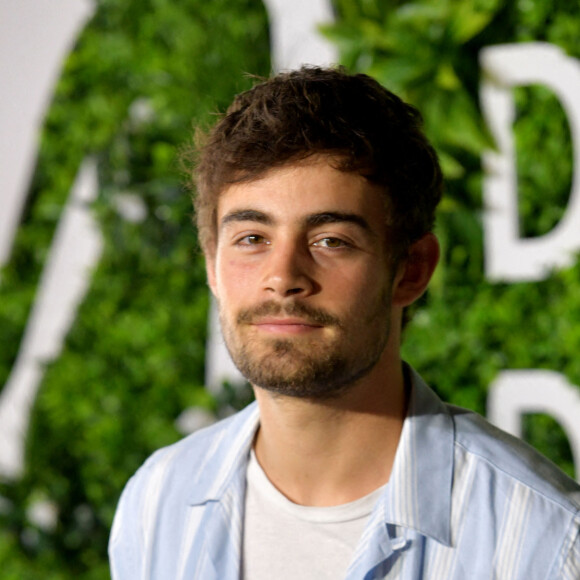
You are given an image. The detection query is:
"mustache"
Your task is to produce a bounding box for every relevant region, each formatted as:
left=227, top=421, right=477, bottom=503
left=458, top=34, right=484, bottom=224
left=237, top=301, right=341, bottom=327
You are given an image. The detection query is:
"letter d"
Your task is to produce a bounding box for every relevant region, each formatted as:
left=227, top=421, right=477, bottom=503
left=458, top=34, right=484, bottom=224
left=481, top=43, right=580, bottom=282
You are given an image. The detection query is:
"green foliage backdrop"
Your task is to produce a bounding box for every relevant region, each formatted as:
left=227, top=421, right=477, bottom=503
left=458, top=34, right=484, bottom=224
left=1, top=0, right=579, bottom=577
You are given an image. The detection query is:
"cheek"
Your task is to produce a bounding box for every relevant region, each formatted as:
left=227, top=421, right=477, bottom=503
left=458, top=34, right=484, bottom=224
left=216, top=257, right=260, bottom=296
left=331, top=263, right=388, bottom=296
left=321, top=278, right=369, bottom=318
left=341, top=268, right=393, bottom=316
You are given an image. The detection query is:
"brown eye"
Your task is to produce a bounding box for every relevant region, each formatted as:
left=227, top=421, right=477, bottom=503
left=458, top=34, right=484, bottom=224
left=238, top=234, right=268, bottom=246
left=314, top=237, right=346, bottom=248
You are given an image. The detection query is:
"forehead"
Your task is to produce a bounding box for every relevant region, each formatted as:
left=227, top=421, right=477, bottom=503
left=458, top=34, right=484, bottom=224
left=216, top=158, right=388, bottom=227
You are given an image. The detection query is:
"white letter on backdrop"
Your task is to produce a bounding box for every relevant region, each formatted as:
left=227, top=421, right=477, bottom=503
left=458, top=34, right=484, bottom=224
left=487, top=370, right=580, bottom=481
left=261, top=0, right=337, bottom=71
left=0, top=0, right=94, bottom=270
left=480, top=43, right=580, bottom=282
left=0, top=160, right=102, bottom=479
left=0, top=0, right=96, bottom=480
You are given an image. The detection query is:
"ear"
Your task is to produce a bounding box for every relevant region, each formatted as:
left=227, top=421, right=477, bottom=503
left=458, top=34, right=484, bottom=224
left=391, top=233, right=440, bottom=307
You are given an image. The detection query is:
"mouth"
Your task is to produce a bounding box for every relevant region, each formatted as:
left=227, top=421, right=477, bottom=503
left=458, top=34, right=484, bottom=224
left=251, top=317, right=324, bottom=335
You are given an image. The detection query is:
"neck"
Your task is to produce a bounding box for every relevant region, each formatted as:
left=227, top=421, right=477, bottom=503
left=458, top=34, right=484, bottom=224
left=252, top=353, right=408, bottom=507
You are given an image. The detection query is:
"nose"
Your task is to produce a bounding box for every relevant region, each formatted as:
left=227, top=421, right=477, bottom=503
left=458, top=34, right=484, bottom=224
left=262, top=240, right=316, bottom=298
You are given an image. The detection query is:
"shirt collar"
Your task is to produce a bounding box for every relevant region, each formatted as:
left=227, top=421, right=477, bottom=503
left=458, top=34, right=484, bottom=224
left=381, top=365, right=454, bottom=546
left=186, top=401, right=260, bottom=505
left=186, top=367, right=455, bottom=548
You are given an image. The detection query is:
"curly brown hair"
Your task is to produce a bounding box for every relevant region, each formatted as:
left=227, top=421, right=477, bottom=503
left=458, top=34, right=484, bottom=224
left=187, top=66, right=443, bottom=260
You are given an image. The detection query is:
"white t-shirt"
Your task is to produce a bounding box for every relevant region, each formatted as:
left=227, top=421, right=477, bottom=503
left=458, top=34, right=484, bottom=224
left=242, top=450, right=385, bottom=580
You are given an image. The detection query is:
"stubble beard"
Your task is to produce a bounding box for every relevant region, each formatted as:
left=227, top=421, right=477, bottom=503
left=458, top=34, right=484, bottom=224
left=219, top=297, right=392, bottom=399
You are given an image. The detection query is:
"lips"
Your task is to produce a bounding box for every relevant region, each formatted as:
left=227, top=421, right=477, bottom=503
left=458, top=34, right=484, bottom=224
left=255, top=317, right=321, bottom=326
left=251, top=317, right=324, bottom=334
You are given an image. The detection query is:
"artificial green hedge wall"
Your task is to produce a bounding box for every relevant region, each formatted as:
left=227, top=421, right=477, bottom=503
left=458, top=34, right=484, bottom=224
left=1, top=0, right=579, bottom=577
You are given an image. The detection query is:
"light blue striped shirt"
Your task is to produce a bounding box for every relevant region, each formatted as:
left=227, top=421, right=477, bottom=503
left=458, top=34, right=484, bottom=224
left=109, top=368, right=580, bottom=579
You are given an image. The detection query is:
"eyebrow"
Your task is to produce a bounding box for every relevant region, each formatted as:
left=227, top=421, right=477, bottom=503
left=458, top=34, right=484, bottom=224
left=220, top=209, right=273, bottom=228
left=220, top=209, right=372, bottom=233
left=305, top=212, right=371, bottom=232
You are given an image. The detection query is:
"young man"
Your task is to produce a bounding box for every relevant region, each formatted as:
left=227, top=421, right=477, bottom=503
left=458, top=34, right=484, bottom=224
left=109, top=67, right=580, bottom=579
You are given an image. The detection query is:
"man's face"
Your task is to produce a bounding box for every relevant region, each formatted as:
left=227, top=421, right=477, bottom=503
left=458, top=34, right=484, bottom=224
left=207, top=157, right=402, bottom=398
